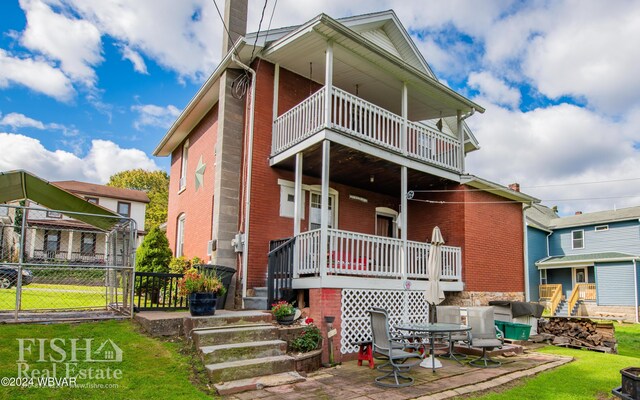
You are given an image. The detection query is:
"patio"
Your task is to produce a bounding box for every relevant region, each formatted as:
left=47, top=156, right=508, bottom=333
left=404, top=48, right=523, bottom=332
left=225, top=352, right=572, bottom=400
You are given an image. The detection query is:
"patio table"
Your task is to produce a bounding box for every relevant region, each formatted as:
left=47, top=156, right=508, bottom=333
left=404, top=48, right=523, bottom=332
left=395, top=323, right=471, bottom=373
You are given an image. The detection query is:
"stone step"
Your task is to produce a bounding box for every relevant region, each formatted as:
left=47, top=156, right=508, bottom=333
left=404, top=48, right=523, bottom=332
left=192, top=325, right=278, bottom=348
left=206, top=355, right=295, bottom=383
left=200, top=340, right=287, bottom=364
left=214, top=371, right=305, bottom=396
left=243, top=296, right=267, bottom=310
left=253, top=287, right=268, bottom=297
left=183, top=311, right=272, bottom=335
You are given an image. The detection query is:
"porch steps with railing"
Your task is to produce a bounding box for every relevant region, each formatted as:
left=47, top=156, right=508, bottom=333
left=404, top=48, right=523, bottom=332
left=187, top=312, right=303, bottom=395
left=243, top=286, right=268, bottom=310
left=553, top=300, right=581, bottom=317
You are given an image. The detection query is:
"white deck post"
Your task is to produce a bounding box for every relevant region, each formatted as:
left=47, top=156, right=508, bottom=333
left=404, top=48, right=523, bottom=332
left=324, top=41, right=333, bottom=128
left=457, top=110, right=464, bottom=173
left=401, top=166, right=408, bottom=282
left=401, top=82, right=408, bottom=155
left=293, top=153, right=303, bottom=236
left=320, top=140, right=331, bottom=278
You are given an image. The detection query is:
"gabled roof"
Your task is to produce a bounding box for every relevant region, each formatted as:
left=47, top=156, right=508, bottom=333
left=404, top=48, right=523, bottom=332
left=548, top=206, right=640, bottom=229
left=460, top=175, right=540, bottom=204
left=525, top=204, right=558, bottom=232
left=0, top=170, right=120, bottom=231
left=53, top=180, right=150, bottom=203
left=536, top=252, right=639, bottom=268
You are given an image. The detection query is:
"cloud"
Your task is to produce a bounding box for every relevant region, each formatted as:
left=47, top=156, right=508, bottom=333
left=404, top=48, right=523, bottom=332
left=468, top=72, right=520, bottom=109
left=0, top=112, right=45, bottom=129
left=0, top=49, right=75, bottom=101
left=120, top=45, right=148, bottom=74
left=19, top=0, right=103, bottom=87
left=131, top=104, right=181, bottom=130
left=0, top=132, right=159, bottom=183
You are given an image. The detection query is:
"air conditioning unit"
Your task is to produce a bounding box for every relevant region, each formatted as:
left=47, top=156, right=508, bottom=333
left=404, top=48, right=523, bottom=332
left=207, top=240, right=216, bottom=256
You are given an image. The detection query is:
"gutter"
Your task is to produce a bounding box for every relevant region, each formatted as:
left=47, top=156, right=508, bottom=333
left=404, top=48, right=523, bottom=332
left=232, top=54, right=257, bottom=308
left=523, top=203, right=533, bottom=301
left=634, top=259, right=639, bottom=323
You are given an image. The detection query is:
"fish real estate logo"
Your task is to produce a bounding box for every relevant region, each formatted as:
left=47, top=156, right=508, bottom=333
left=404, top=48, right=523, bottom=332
left=13, top=338, right=124, bottom=387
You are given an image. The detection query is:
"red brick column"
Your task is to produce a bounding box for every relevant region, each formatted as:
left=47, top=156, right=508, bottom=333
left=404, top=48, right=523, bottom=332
left=309, top=288, right=343, bottom=364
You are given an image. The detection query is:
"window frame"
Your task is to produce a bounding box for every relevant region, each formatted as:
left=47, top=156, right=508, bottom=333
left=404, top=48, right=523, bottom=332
left=80, top=232, right=97, bottom=255
left=117, top=201, right=131, bottom=217
left=44, top=230, right=61, bottom=253
left=176, top=214, right=186, bottom=257
left=540, top=269, right=548, bottom=285
left=179, top=140, right=189, bottom=191
left=571, top=229, right=585, bottom=250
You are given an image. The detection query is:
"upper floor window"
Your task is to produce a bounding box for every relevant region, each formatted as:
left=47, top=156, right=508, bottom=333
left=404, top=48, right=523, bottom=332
left=85, top=197, right=99, bottom=205
left=117, top=202, right=131, bottom=217
left=179, top=140, right=189, bottom=191
left=46, top=211, right=62, bottom=219
left=594, top=225, right=609, bottom=232
left=571, top=230, right=584, bottom=249
left=176, top=214, right=186, bottom=257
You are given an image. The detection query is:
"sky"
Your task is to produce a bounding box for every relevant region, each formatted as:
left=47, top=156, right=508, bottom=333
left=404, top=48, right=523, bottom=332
left=0, top=0, right=639, bottom=216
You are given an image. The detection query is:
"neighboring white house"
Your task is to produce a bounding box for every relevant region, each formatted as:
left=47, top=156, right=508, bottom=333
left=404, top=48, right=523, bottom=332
left=21, top=181, right=149, bottom=265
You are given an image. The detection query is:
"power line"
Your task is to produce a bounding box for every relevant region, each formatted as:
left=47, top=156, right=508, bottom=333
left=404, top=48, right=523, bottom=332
left=211, top=0, right=241, bottom=59
left=411, top=177, right=640, bottom=193
left=250, top=0, right=269, bottom=61
left=408, top=193, right=640, bottom=205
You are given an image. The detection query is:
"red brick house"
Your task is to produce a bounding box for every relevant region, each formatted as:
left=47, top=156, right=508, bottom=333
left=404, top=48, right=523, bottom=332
left=154, top=3, right=537, bottom=361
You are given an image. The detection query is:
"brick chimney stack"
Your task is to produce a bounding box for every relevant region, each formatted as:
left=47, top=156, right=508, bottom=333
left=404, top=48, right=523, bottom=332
left=508, top=183, right=520, bottom=192
left=575, top=211, right=582, bottom=215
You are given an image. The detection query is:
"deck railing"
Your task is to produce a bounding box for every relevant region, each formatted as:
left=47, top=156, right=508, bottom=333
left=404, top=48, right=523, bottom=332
left=539, top=283, right=563, bottom=315
left=567, top=283, right=597, bottom=316
left=293, top=228, right=462, bottom=281
left=272, top=86, right=462, bottom=172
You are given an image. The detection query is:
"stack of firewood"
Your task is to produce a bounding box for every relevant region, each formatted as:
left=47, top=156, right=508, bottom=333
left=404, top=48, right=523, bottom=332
left=537, top=317, right=617, bottom=353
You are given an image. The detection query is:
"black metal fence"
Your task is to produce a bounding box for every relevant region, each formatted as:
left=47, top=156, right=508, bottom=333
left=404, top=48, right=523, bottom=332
left=267, top=237, right=295, bottom=309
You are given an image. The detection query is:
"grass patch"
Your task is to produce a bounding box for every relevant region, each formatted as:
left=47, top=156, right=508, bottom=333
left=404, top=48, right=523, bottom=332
left=0, top=320, right=214, bottom=399
left=471, top=322, right=640, bottom=399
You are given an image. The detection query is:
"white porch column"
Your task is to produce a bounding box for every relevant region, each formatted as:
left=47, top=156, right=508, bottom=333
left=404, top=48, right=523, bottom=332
left=457, top=110, right=465, bottom=173
left=401, top=166, right=408, bottom=281
left=293, top=152, right=303, bottom=236
left=401, top=82, right=408, bottom=155
left=324, top=41, right=333, bottom=128
left=320, top=140, right=331, bottom=278
left=67, top=231, right=74, bottom=259
left=272, top=63, right=280, bottom=123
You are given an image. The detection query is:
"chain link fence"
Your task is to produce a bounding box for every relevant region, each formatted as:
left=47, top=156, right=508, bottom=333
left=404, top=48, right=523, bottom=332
left=0, top=204, right=135, bottom=321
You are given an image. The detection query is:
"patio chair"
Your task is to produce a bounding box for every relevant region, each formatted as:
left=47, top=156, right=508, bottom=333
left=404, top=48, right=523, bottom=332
left=436, top=306, right=470, bottom=364
left=467, top=306, right=504, bottom=368
left=368, top=308, right=423, bottom=387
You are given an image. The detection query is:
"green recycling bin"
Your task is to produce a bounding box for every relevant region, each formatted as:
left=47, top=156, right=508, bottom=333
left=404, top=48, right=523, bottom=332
left=504, top=322, right=531, bottom=341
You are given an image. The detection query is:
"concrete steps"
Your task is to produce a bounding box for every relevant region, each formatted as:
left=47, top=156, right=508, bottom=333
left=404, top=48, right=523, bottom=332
left=200, top=339, right=287, bottom=364
left=206, top=354, right=295, bottom=383
left=192, top=324, right=278, bottom=347
left=243, top=286, right=268, bottom=310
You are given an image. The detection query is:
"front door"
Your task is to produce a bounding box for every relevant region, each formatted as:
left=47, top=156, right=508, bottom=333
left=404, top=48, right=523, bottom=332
left=376, top=215, right=395, bottom=238
left=573, top=267, right=588, bottom=286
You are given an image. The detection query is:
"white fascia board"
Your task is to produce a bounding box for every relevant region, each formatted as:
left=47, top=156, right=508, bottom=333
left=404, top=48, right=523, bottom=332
left=153, top=40, right=245, bottom=157
left=461, top=175, right=540, bottom=203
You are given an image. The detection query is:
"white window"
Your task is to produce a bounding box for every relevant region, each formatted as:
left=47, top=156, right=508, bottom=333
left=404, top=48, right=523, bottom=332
left=179, top=140, right=189, bottom=191
left=117, top=202, right=131, bottom=217
left=279, top=184, right=305, bottom=219
left=176, top=214, right=186, bottom=257
left=309, top=192, right=335, bottom=230
left=571, top=230, right=584, bottom=249
left=540, top=269, right=547, bottom=285
left=595, top=225, right=609, bottom=232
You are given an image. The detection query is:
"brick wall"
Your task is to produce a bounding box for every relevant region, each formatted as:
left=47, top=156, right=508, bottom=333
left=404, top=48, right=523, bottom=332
left=166, top=106, right=218, bottom=260
left=308, top=288, right=343, bottom=363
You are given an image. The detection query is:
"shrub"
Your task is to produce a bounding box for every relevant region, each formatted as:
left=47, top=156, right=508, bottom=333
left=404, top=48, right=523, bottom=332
left=135, top=227, right=172, bottom=274
left=290, top=324, right=322, bottom=353
left=169, top=256, right=205, bottom=274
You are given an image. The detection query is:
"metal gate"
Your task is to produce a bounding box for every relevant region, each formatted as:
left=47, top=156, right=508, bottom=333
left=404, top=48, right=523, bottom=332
left=0, top=204, right=136, bottom=321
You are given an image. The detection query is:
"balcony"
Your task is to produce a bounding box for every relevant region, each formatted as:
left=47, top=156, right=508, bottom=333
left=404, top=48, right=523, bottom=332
left=287, top=228, right=462, bottom=291
left=272, top=86, right=462, bottom=173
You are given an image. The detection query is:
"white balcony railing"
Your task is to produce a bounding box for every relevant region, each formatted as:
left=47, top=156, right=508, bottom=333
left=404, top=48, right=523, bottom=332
left=294, top=228, right=462, bottom=282
left=272, top=86, right=462, bottom=172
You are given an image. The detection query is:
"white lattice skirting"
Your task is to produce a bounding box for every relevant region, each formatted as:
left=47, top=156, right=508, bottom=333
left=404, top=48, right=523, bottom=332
left=340, top=289, right=429, bottom=354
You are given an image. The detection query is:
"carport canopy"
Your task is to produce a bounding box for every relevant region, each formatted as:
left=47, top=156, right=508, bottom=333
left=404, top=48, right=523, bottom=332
left=0, top=170, right=121, bottom=231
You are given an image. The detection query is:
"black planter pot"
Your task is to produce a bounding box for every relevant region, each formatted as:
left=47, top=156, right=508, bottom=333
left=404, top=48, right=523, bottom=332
left=277, top=314, right=295, bottom=325
left=621, top=367, right=640, bottom=399
left=188, top=292, right=217, bottom=316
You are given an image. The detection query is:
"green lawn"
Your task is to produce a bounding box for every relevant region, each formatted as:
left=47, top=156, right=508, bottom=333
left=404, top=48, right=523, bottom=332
left=0, top=284, right=123, bottom=311
left=472, top=323, right=640, bottom=399
left=0, top=320, right=213, bottom=399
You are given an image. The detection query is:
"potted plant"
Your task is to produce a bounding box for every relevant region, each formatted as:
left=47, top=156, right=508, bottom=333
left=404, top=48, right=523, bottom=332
left=271, top=300, right=295, bottom=325
left=178, top=268, right=226, bottom=316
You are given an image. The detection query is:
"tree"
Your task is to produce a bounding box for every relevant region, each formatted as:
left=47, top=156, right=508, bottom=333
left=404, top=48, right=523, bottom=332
left=135, top=227, right=172, bottom=301
left=107, top=169, right=169, bottom=229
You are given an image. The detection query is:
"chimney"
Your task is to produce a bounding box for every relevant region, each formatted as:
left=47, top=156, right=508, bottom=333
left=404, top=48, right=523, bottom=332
left=221, top=0, right=248, bottom=56
left=508, top=183, right=520, bottom=192
left=575, top=211, right=582, bottom=215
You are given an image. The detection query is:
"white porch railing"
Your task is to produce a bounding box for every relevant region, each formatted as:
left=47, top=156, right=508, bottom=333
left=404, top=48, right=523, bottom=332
left=272, top=86, right=462, bottom=172
left=294, top=228, right=462, bottom=282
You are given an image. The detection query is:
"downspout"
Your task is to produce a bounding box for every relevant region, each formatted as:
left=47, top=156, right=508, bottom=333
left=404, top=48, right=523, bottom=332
left=634, top=259, right=638, bottom=323
left=546, top=231, right=553, bottom=257
left=232, top=54, right=256, bottom=308
left=522, top=203, right=533, bottom=302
